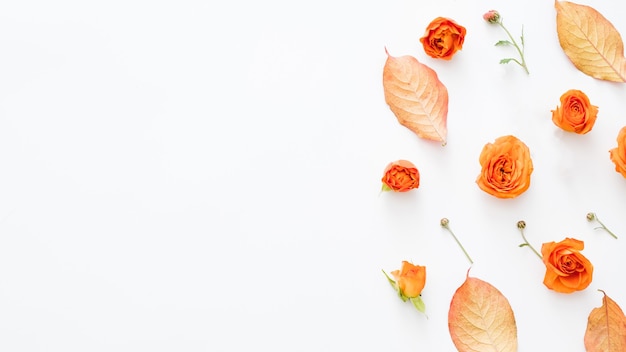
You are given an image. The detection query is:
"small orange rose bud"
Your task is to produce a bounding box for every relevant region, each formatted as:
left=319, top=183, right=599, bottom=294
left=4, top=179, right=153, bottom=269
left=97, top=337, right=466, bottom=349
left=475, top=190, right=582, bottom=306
left=551, top=89, right=598, bottom=134
left=383, top=262, right=428, bottom=314
left=419, top=17, right=466, bottom=60
left=381, top=160, right=420, bottom=192
left=390, top=261, right=426, bottom=299
left=483, top=10, right=500, bottom=24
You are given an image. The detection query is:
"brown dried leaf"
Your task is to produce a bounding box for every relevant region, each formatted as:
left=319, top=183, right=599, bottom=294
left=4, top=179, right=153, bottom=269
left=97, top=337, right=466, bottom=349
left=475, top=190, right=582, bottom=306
left=382, top=48, right=448, bottom=145
left=585, top=290, right=626, bottom=352
left=448, top=274, right=517, bottom=352
left=555, top=1, right=626, bottom=82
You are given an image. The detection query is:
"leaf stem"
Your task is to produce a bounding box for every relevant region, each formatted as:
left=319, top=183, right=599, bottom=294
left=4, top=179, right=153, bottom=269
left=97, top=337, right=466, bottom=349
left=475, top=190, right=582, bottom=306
left=497, top=21, right=529, bottom=74
left=440, top=218, right=473, bottom=265
left=517, top=221, right=542, bottom=260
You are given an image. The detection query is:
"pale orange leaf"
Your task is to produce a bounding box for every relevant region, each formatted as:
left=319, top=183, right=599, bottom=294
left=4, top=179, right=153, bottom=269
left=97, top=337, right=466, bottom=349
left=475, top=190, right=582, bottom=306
left=555, top=1, right=626, bottom=82
left=448, top=275, right=517, bottom=352
left=382, top=48, right=448, bottom=145
left=584, top=290, right=626, bottom=352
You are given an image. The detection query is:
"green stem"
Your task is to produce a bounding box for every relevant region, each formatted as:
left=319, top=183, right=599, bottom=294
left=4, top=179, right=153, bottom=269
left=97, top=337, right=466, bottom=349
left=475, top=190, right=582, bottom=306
left=518, top=221, right=542, bottom=260
left=441, top=219, right=473, bottom=265
left=498, top=21, right=529, bottom=74
left=594, top=218, right=618, bottom=239
left=588, top=212, right=618, bottom=239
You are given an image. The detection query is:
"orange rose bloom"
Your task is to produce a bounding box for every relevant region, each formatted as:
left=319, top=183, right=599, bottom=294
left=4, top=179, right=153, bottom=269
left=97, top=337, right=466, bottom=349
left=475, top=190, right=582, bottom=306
left=419, top=17, right=466, bottom=60
left=381, top=160, right=419, bottom=192
left=391, top=261, right=426, bottom=298
left=541, top=238, right=593, bottom=294
left=609, top=126, right=626, bottom=178
left=551, top=89, right=598, bottom=134
left=476, top=135, right=533, bottom=199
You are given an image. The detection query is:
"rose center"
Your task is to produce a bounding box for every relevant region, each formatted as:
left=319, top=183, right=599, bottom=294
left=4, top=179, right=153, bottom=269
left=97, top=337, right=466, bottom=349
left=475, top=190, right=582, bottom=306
left=567, top=100, right=585, bottom=123
left=558, top=255, right=582, bottom=273
left=391, top=169, right=415, bottom=184
left=496, top=160, right=513, bottom=182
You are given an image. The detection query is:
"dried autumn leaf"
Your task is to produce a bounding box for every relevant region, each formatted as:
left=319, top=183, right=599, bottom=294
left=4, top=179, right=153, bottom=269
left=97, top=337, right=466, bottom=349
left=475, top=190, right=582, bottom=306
left=555, top=1, right=626, bottom=82
left=448, top=274, right=517, bottom=352
left=584, top=290, right=626, bottom=352
left=382, top=48, right=448, bottom=145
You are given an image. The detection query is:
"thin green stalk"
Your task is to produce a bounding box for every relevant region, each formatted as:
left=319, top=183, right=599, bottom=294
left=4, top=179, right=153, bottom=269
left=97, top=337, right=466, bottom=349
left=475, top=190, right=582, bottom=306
left=587, top=212, right=618, bottom=239
left=498, top=21, right=529, bottom=74
left=517, top=221, right=542, bottom=259
left=440, top=218, right=473, bottom=265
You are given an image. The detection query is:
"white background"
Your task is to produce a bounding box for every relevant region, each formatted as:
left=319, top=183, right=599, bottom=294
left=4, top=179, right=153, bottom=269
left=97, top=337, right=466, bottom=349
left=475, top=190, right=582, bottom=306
left=1, top=0, right=626, bottom=351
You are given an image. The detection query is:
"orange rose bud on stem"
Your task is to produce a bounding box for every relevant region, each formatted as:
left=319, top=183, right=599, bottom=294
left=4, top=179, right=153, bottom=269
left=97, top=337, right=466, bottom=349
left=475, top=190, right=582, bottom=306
left=517, top=221, right=594, bottom=293
left=383, top=261, right=427, bottom=314
left=419, top=17, right=466, bottom=60
left=381, top=160, right=420, bottom=192
left=476, top=135, right=533, bottom=199
left=483, top=10, right=529, bottom=74
left=609, top=126, right=626, bottom=178
left=551, top=89, right=598, bottom=134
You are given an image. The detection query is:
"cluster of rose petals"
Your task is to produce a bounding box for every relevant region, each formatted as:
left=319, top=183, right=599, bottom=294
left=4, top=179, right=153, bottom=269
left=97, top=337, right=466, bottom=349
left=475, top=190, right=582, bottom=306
left=609, top=126, right=626, bottom=178
left=381, top=160, right=420, bottom=192
left=541, top=238, right=593, bottom=293
left=476, top=135, right=533, bottom=199
left=551, top=89, right=598, bottom=134
left=419, top=17, right=466, bottom=60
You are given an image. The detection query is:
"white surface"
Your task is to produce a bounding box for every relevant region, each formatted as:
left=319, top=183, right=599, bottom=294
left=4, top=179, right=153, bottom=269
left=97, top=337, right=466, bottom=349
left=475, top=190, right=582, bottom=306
left=1, top=0, right=625, bottom=351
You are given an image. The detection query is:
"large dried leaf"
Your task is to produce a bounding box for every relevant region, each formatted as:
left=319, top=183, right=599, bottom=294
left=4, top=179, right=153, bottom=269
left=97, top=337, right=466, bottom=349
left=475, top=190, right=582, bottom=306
left=382, top=48, right=448, bottom=145
left=555, top=1, right=626, bottom=82
left=585, top=290, right=626, bottom=352
left=448, top=275, right=517, bottom=352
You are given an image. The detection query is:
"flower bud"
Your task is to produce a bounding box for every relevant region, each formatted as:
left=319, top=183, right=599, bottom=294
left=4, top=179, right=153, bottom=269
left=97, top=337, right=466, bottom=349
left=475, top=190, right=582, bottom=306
left=586, top=212, right=596, bottom=221
left=483, top=10, right=500, bottom=24
left=381, top=160, right=420, bottom=192
left=440, top=218, right=449, bottom=227
left=517, top=220, right=526, bottom=229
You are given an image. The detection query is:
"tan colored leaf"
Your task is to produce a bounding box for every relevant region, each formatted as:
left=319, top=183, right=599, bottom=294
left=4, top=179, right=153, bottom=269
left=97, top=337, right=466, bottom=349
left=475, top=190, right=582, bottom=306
left=555, top=1, right=626, bottom=82
left=382, top=48, right=448, bottom=145
left=448, top=274, right=517, bottom=352
left=585, top=290, right=626, bottom=352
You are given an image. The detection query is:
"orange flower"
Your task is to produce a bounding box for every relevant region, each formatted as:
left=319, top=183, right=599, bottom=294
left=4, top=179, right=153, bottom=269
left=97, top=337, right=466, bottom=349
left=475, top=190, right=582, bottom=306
left=541, top=238, right=593, bottom=293
left=483, top=10, right=500, bottom=24
left=419, top=17, right=466, bottom=60
left=381, top=160, right=419, bottom=192
left=390, top=261, right=426, bottom=298
left=609, top=126, right=626, bottom=178
left=476, top=135, right=533, bottom=199
left=551, top=89, right=598, bottom=134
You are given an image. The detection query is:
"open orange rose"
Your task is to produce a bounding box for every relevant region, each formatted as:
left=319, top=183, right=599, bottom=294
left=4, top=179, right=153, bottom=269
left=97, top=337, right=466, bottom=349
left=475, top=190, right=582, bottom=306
left=609, top=126, right=626, bottom=178
left=476, top=135, right=533, bottom=199
left=419, top=17, right=466, bottom=60
left=390, top=261, right=426, bottom=299
left=381, top=160, right=419, bottom=192
left=551, top=89, right=598, bottom=134
left=541, top=238, right=593, bottom=293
